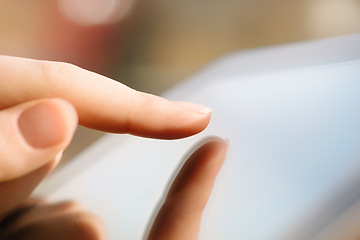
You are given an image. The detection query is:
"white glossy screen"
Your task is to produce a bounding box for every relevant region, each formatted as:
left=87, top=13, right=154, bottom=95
left=44, top=60, right=360, bottom=240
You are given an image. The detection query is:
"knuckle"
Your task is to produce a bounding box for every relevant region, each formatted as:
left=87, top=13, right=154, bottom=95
left=69, top=211, right=107, bottom=240
left=37, top=60, right=76, bottom=92
left=40, top=60, right=74, bottom=77
left=55, top=200, right=84, bottom=213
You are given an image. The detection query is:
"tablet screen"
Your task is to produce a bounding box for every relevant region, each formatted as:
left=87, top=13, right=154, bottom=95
left=196, top=60, right=360, bottom=239
left=40, top=45, right=360, bottom=239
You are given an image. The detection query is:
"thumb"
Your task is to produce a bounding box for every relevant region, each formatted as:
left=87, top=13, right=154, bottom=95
left=0, top=98, right=78, bottom=182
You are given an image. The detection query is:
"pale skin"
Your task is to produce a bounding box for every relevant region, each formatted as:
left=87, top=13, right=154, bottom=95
left=0, top=55, right=228, bottom=239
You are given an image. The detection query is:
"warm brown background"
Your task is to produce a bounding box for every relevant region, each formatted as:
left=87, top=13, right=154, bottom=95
left=0, top=0, right=360, bottom=168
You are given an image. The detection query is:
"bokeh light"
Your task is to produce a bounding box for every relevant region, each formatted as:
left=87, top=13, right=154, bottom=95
left=58, top=0, right=135, bottom=26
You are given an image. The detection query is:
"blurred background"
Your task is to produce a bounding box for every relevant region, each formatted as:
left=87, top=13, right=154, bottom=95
left=1, top=0, right=359, bottom=167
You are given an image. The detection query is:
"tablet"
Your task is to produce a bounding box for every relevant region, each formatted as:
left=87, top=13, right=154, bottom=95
left=36, top=34, right=360, bottom=240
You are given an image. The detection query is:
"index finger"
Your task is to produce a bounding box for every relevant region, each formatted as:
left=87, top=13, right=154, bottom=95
left=0, top=56, right=211, bottom=139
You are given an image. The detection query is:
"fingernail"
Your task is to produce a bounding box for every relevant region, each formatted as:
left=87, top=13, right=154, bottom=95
left=224, top=138, right=230, bottom=148
left=223, top=138, right=230, bottom=155
left=174, top=101, right=213, bottom=114
left=211, top=136, right=230, bottom=155
left=18, top=100, right=77, bottom=149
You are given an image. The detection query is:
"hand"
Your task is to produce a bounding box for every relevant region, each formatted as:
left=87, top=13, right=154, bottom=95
left=0, top=139, right=227, bottom=240
left=0, top=55, right=227, bottom=239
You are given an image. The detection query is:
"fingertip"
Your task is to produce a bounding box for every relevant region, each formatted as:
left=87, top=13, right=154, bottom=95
left=172, top=101, right=213, bottom=136
left=47, top=98, right=79, bottom=148
left=202, top=137, right=229, bottom=159
left=169, top=136, right=229, bottom=198
left=18, top=98, right=78, bottom=150
left=174, top=101, right=213, bottom=115
left=126, top=99, right=213, bottom=140
left=147, top=136, right=229, bottom=240
left=169, top=112, right=212, bottom=140
left=163, top=102, right=213, bottom=140
left=0, top=98, right=78, bottom=181
left=199, top=136, right=229, bottom=150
